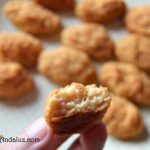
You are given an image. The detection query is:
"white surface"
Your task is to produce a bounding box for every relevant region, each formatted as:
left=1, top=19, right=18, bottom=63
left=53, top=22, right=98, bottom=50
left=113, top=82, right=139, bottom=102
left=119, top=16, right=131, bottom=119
left=0, top=0, right=150, bottom=150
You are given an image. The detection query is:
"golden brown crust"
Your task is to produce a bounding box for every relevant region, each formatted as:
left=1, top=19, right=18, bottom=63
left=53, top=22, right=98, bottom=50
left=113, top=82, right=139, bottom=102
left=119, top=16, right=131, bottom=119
left=0, top=62, right=35, bottom=98
left=125, top=5, right=150, bottom=36
left=35, top=0, right=75, bottom=10
left=45, top=83, right=111, bottom=134
left=47, top=111, right=105, bottom=135
left=61, top=23, right=114, bottom=60
left=115, top=34, right=150, bottom=71
left=103, top=95, right=144, bottom=140
left=99, top=62, right=150, bottom=106
left=0, top=32, right=42, bottom=68
left=4, top=1, right=62, bottom=36
left=75, top=0, right=126, bottom=24
left=38, top=47, right=97, bottom=86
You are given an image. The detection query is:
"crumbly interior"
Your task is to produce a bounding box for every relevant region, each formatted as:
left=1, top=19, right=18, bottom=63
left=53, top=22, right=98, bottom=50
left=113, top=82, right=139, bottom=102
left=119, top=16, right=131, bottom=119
left=49, top=83, right=111, bottom=117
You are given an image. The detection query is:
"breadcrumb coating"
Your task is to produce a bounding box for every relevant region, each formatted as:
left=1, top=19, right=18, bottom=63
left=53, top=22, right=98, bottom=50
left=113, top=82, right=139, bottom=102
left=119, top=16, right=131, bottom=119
left=103, top=95, right=144, bottom=140
left=38, top=47, right=97, bottom=86
left=0, top=62, right=35, bottom=98
left=115, top=34, right=150, bottom=71
left=61, top=23, right=114, bottom=60
left=75, top=0, right=126, bottom=24
left=4, top=0, right=62, bottom=36
left=126, top=5, right=150, bottom=36
left=99, top=62, right=150, bottom=106
left=0, top=32, right=42, bottom=67
left=35, top=0, right=75, bottom=10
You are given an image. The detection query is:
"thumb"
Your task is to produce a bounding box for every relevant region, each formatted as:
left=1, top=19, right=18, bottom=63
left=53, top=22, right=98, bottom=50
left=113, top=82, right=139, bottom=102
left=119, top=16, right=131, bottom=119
left=0, top=118, right=52, bottom=150
left=0, top=118, right=70, bottom=150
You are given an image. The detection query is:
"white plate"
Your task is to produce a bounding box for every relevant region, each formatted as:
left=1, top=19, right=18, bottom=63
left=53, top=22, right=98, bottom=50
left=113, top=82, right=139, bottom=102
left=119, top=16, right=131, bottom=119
left=0, top=0, right=150, bottom=150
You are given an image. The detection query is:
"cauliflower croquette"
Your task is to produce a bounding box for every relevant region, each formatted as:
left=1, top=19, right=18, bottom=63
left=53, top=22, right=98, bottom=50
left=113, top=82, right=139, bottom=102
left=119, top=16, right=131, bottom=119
left=126, top=5, right=150, bottom=36
left=38, top=47, right=97, bottom=86
left=0, top=32, right=42, bottom=68
left=61, top=23, right=114, bottom=60
left=103, top=95, right=144, bottom=140
left=35, top=0, right=75, bottom=10
left=115, top=34, right=150, bottom=71
left=4, top=1, right=61, bottom=36
left=45, top=82, right=111, bottom=134
left=75, top=0, right=126, bottom=24
left=99, top=62, right=150, bottom=106
left=0, top=62, right=34, bottom=98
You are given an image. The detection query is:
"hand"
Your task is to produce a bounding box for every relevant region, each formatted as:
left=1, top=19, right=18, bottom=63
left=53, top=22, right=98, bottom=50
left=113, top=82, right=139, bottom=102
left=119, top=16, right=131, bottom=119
left=0, top=118, right=107, bottom=150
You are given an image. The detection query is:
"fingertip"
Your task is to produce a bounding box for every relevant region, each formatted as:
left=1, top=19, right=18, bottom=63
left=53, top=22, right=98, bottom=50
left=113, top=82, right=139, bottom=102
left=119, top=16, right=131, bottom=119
left=2, top=118, right=53, bottom=150
left=80, top=123, right=107, bottom=150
